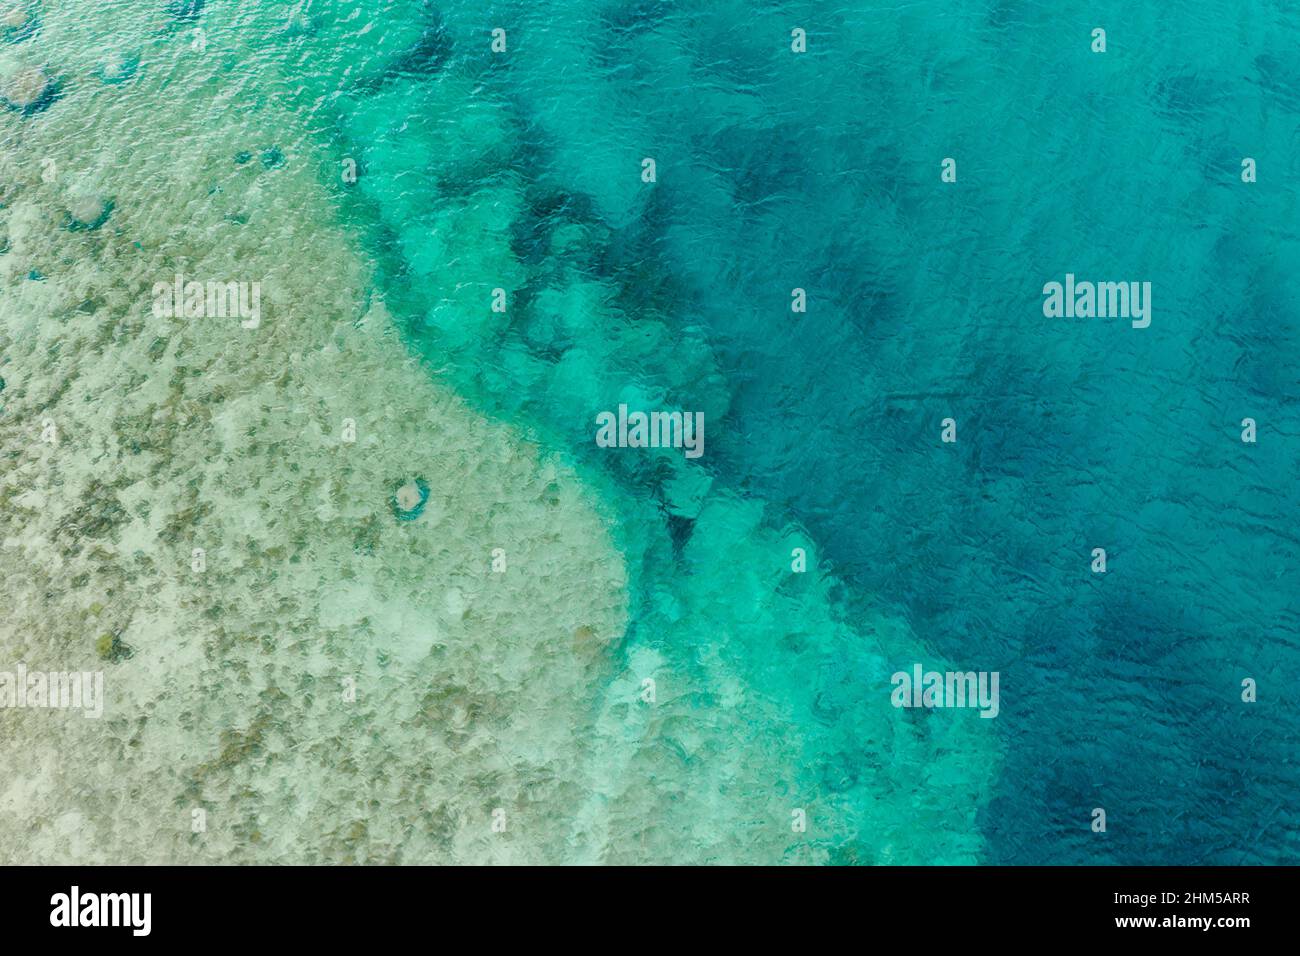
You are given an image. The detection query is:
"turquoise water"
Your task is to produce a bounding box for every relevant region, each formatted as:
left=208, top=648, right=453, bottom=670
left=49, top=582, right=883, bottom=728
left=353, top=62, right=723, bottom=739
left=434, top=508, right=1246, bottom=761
left=331, top=1, right=1299, bottom=863
left=0, top=0, right=1295, bottom=864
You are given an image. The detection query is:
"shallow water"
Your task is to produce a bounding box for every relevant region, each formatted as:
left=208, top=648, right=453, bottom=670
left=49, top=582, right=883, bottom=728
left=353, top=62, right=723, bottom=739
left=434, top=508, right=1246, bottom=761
left=0, top=1, right=1294, bottom=864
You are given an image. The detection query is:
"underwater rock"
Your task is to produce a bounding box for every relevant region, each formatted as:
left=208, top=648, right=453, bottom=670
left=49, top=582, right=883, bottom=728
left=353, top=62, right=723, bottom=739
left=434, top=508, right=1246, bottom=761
left=0, top=64, right=55, bottom=114
left=0, top=2, right=37, bottom=43
left=391, top=478, right=430, bottom=522
left=64, top=193, right=112, bottom=231
left=234, top=148, right=285, bottom=170
left=95, top=52, right=139, bottom=85
left=95, top=632, right=133, bottom=664
left=382, top=22, right=450, bottom=81
left=347, top=6, right=451, bottom=92
left=166, top=0, right=204, bottom=21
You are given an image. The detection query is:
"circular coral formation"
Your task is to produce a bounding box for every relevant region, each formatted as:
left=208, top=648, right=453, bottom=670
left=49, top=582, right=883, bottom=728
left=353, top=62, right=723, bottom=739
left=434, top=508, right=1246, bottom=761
left=0, top=64, right=54, bottom=113
left=64, top=192, right=112, bottom=231
left=95, top=51, right=138, bottom=85
left=260, top=146, right=285, bottom=170
left=391, top=478, right=430, bottom=521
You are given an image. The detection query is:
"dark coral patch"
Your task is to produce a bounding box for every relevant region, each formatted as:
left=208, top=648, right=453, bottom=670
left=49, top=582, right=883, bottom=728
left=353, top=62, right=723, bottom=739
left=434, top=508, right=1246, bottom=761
left=166, top=0, right=204, bottom=21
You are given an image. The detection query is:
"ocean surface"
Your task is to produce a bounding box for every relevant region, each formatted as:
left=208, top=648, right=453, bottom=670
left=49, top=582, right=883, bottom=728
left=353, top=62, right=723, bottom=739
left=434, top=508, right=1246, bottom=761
left=0, top=0, right=1295, bottom=864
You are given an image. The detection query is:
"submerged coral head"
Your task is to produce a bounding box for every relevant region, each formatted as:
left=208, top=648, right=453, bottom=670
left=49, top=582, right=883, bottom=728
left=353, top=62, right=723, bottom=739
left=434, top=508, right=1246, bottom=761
left=166, top=0, right=204, bottom=21
left=0, top=64, right=56, bottom=114
left=392, top=478, right=430, bottom=522
left=96, top=52, right=139, bottom=85
left=65, top=193, right=113, bottom=231
left=0, top=2, right=38, bottom=43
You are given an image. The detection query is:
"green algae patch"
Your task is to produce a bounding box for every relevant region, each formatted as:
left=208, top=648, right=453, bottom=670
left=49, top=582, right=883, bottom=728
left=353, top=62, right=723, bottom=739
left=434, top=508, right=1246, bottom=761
left=95, top=632, right=133, bottom=664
